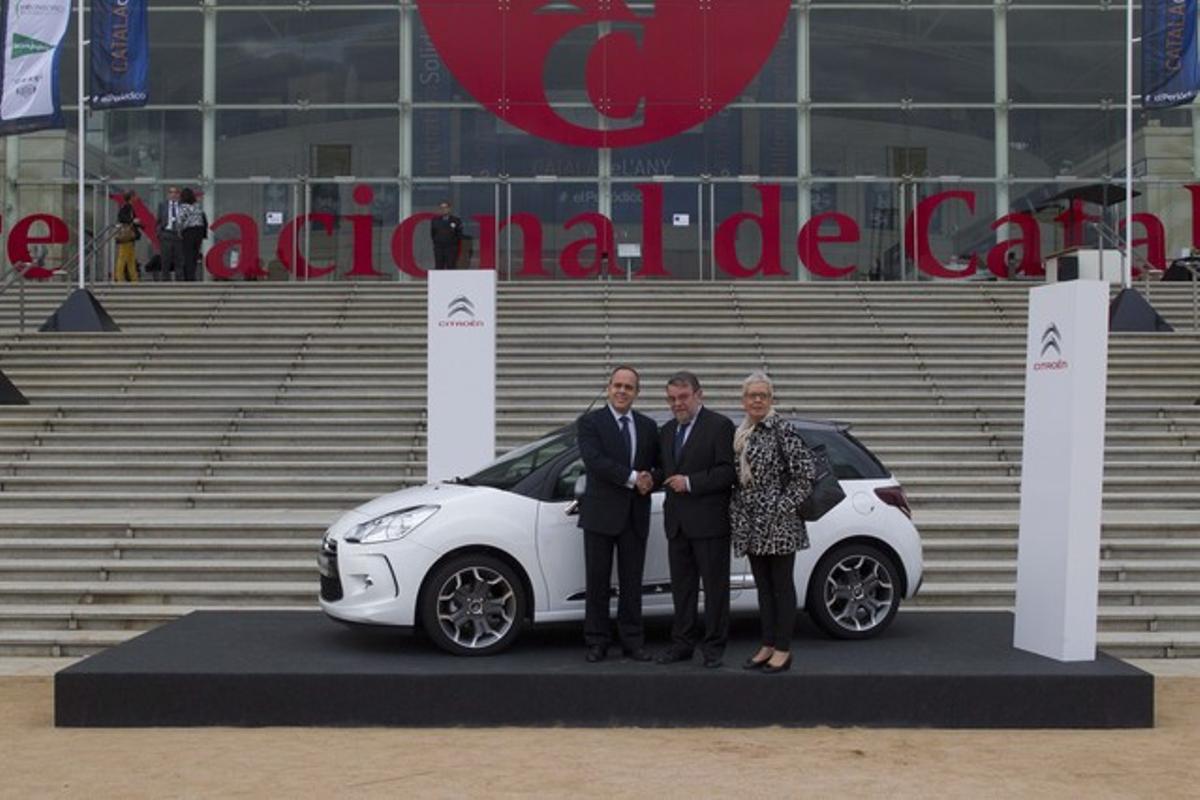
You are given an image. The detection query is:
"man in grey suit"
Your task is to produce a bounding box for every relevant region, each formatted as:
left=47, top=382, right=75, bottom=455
left=155, top=186, right=185, bottom=282
left=654, top=371, right=737, bottom=668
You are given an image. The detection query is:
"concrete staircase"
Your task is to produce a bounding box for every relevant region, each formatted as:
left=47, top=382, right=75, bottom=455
left=1, top=281, right=1198, bottom=658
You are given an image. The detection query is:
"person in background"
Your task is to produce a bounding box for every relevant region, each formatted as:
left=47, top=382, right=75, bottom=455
left=155, top=186, right=185, bottom=282
left=430, top=200, right=464, bottom=269
left=178, top=187, right=208, bottom=282
left=113, top=191, right=141, bottom=283
left=731, top=371, right=815, bottom=675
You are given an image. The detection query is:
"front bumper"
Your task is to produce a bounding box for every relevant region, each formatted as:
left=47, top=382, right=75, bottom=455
left=318, top=535, right=442, bottom=628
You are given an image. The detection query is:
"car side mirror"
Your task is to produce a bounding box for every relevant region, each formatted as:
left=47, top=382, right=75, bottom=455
left=573, top=474, right=587, bottom=499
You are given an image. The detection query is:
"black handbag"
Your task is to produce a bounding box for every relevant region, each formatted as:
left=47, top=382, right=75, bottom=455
left=799, top=444, right=846, bottom=522
left=774, top=429, right=846, bottom=522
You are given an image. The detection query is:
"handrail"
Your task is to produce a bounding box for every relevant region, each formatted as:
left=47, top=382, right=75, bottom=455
left=1171, top=261, right=1200, bottom=331
left=0, top=262, right=34, bottom=332
left=0, top=222, right=122, bottom=331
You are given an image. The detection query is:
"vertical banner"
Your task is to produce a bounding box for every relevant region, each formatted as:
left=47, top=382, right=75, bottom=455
left=89, top=0, right=149, bottom=110
left=1013, top=281, right=1109, bottom=662
left=1142, top=0, right=1200, bottom=108
left=427, top=270, right=496, bottom=482
left=0, top=0, right=71, bottom=135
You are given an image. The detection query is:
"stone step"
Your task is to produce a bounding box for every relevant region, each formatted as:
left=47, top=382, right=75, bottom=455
left=0, top=559, right=315, bottom=583
left=0, top=538, right=318, bottom=559
left=0, top=580, right=316, bottom=606
left=923, top=538, right=1200, bottom=560
left=922, top=559, right=1200, bottom=584
left=0, top=490, right=379, bottom=509
left=911, top=581, right=1200, bottom=607
left=0, top=460, right=426, bottom=478
left=0, top=445, right=421, bottom=462
left=0, top=604, right=312, bottom=631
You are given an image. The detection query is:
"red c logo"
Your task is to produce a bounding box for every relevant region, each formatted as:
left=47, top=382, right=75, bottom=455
left=418, top=0, right=791, bottom=148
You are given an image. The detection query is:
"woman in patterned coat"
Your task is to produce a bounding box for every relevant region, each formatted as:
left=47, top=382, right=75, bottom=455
left=731, top=371, right=815, bottom=674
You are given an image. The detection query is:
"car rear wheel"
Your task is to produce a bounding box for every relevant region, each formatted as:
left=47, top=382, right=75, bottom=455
left=807, top=543, right=900, bottom=639
left=420, top=553, right=526, bottom=656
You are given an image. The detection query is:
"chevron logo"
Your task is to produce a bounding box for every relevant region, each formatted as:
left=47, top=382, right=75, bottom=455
left=1040, top=323, right=1062, bottom=357
left=447, top=295, right=475, bottom=318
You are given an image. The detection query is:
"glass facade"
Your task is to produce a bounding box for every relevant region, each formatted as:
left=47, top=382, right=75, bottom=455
left=3, top=1, right=1194, bottom=282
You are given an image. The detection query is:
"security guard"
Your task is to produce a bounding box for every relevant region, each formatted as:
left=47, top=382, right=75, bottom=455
left=430, top=200, right=464, bottom=269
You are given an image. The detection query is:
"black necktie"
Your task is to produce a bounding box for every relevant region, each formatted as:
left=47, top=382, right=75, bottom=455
left=619, top=415, right=633, bottom=468
left=674, top=421, right=689, bottom=460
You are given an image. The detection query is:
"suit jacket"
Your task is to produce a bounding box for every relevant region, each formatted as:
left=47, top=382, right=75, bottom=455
left=576, top=406, right=660, bottom=538
left=430, top=214, right=464, bottom=245
left=656, top=406, right=736, bottom=540
left=156, top=201, right=181, bottom=239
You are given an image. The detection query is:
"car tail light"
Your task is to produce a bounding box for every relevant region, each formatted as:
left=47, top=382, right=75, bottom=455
left=875, top=486, right=912, bottom=519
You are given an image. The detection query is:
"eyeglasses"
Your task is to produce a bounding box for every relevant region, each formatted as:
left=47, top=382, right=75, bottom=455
left=743, top=392, right=771, bottom=402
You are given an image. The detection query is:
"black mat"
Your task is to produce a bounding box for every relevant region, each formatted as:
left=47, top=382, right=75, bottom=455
left=55, top=611, right=1153, bottom=728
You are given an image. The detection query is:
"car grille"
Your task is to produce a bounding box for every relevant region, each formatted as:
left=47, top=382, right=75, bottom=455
left=319, top=538, right=343, bottom=602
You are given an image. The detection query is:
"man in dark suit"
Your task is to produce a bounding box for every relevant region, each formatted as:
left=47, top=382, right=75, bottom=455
left=155, top=186, right=185, bottom=282
left=430, top=200, right=464, bottom=269
left=576, top=365, right=659, bottom=663
left=655, top=371, right=737, bottom=668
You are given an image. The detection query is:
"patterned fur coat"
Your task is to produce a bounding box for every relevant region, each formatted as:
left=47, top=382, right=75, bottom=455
left=731, top=414, right=816, bottom=557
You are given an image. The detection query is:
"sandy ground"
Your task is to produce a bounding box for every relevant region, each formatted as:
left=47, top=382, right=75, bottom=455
left=1, top=671, right=1198, bottom=800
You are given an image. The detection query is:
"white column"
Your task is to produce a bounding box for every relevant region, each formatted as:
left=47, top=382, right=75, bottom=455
left=201, top=0, right=217, bottom=281
left=1013, top=281, right=1109, bottom=662
left=399, top=2, right=413, bottom=230
left=796, top=4, right=811, bottom=281
left=994, top=1, right=1009, bottom=245
left=426, top=271, right=497, bottom=481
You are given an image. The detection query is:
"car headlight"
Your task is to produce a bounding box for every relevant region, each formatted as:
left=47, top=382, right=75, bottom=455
left=344, top=506, right=439, bottom=544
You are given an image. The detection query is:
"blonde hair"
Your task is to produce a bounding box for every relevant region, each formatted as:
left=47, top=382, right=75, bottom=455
left=734, top=371, right=776, bottom=486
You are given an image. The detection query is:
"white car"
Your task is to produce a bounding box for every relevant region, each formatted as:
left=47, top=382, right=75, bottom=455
left=318, top=415, right=923, bottom=656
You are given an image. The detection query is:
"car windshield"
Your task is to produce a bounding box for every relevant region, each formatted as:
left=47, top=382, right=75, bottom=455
left=465, top=430, right=575, bottom=491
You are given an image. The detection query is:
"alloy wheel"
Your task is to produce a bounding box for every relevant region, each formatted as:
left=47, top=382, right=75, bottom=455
left=823, top=553, right=895, bottom=633
left=435, top=565, right=517, bottom=649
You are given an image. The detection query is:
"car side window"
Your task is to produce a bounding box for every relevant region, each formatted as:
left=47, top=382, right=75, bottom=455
left=552, top=458, right=586, bottom=501
left=799, top=430, right=886, bottom=480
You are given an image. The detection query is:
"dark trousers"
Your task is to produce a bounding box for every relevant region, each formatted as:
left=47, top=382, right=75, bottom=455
left=158, top=235, right=185, bottom=282
left=749, top=552, right=797, bottom=652
left=667, top=534, right=731, bottom=658
left=433, top=241, right=458, bottom=270
left=181, top=228, right=204, bottom=281
left=583, top=524, right=646, bottom=651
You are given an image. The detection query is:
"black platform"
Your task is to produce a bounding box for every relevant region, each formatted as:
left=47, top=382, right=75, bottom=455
left=55, top=611, right=1153, bottom=728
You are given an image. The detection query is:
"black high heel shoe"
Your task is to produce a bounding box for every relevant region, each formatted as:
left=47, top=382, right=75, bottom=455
left=742, top=651, right=772, bottom=670
left=761, top=653, right=792, bottom=674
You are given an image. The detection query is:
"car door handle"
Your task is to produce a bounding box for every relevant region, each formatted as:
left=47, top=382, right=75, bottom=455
left=565, top=500, right=580, bottom=517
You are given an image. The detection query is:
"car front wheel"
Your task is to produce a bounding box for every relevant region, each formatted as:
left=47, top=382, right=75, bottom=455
left=807, top=543, right=900, bottom=639
left=420, top=553, right=526, bottom=656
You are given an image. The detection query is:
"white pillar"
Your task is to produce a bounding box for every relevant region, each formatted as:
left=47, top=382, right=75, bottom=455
left=796, top=5, right=811, bottom=281
left=1013, top=281, right=1109, bottom=662
left=994, top=2, right=1009, bottom=246
left=201, top=0, right=217, bottom=280
left=426, top=271, right=497, bottom=481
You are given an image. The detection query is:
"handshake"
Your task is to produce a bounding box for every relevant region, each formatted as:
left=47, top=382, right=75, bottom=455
left=633, top=472, right=688, bottom=496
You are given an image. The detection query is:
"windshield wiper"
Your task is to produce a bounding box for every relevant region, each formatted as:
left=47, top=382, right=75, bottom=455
left=445, top=476, right=474, bottom=486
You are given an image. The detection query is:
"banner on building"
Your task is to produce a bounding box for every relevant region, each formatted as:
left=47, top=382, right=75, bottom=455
left=0, top=0, right=71, bottom=135
left=1142, top=0, right=1200, bottom=108
left=89, top=0, right=148, bottom=110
